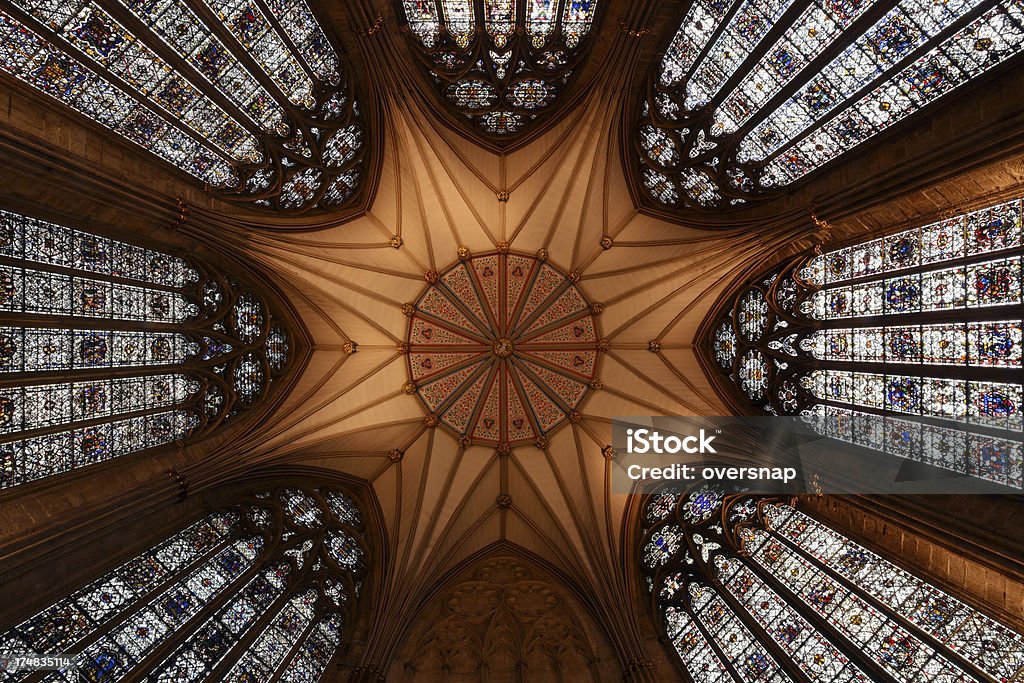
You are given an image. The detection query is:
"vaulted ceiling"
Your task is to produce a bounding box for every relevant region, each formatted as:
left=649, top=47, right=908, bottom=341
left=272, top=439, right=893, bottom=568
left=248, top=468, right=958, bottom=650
left=2, top=0, right=1024, bottom=674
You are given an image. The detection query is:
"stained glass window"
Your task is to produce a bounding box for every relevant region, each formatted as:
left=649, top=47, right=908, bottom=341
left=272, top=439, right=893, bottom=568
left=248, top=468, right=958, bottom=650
left=0, top=208, right=291, bottom=490
left=0, top=485, right=366, bottom=682
left=397, top=0, right=601, bottom=136
left=705, top=195, right=1023, bottom=489
left=642, top=487, right=1024, bottom=682
left=638, top=0, right=1024, bottom=210
left=0, top=0, right=366, bottom=212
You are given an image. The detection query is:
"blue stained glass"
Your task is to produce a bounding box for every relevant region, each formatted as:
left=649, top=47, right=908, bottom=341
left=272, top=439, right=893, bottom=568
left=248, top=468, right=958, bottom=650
left=682, top=485, right=722, bottom=524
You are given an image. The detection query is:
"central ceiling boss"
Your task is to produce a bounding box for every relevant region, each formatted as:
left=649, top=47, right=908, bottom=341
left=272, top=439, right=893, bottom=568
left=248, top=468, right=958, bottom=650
left=403, top=245, right=604, bottom=449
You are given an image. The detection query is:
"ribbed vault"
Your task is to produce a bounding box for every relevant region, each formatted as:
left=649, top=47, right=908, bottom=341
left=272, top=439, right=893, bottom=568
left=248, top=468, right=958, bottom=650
left=168, top=22, right=822, bottom=674
left=2, top=1, right=1024, bottom=679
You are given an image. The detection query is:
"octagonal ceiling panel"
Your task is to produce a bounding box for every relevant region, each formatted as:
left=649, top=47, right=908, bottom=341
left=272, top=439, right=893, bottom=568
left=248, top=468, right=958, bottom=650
left=407, top=251, right=599, bottom=446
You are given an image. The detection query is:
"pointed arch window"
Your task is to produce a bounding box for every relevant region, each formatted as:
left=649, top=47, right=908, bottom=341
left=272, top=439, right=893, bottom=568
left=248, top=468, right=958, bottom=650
left=0, top=485, right=366, bottom=682
left=0, top=207, right=292, bottom=491
left=705, top=195, right=1022, bottom=488
left=637, top=0, right=1024, bottom=210
left=0, top=0, right=366, bottom=212
left=640, top=486, right=1024, bottom=682
left=397, top=0, right=600, bottom=137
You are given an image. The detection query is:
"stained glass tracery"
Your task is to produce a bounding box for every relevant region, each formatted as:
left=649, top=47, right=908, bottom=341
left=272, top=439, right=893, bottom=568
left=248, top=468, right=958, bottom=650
left=398, top=0, right=600, bottom=136
left=0, top=208, right=291, bottom=490
left=638, top=0, right=1024, bottom=210
left=0, top=485, right=366, bottom=683
left=641, top=487, right=1024, bottom=682
left=0, top=0, right=366, bottom=212
left=704, top=195, right=1024, bottom=488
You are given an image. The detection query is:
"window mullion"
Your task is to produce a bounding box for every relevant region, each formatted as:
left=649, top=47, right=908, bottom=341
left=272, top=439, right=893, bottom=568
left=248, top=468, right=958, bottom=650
left=698, top=0, right=842, bottom=128
left=708, top=561, right=819, bottom=683
left=0, top=401, right=193, bottom=446
left=15, top=532, right=239, bottom=683
left=1, top=3, right=231, bottom=171
left=248, top=0, right=323, bottom=93
left=731, top=0, right=901, bottom=142
left=812, top=360, right=1024, bottom=385
left=180, top=0, right=307, bottom=123
left=204, top=556, right=318, bottom=683
left=748, top=0, right=1002, bottom=171
left=734, top=527, right=911, bottom=682
left=117, top=541, right=270, bottom=683
left=0, top=256, right=192, bottom=297
left=662, top=593, right=745, bottom=683
left=265, top=612, right=319, bottom=683
left=91, top=0, right=279, bottom=143
left=767, top=523, right=996, bottom=682
left=674, top=0, right=749, bottom=99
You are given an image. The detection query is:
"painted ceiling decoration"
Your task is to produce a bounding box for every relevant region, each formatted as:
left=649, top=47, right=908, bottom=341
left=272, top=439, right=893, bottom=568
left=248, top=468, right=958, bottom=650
left=706, top=195, right=1023, bottom=489
left=637, top=0, right=1024, bottom=210
left=0, top=207, right=292, bottom=491
left=0, top=485, right=367, bottom=682
left=405, top=249, right=601, bottom=447
left=397, top=0, right=600, bottom=137
left=640, top=486, right=1024, bottom=682
left=0, top=0, right=366, bottom=212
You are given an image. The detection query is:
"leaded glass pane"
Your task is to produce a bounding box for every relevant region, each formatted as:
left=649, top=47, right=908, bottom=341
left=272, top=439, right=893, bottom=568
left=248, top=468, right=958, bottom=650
left=641, top=491, right=1024, bottom=683
left=0, top=488, right=367, bottom=683
left=0, top=208, right=288, bottom=490
left=639, top=0, right=1024, bottom=209
left=399, top=0, right=600, bottom=136
left=0, top=0, right=367, bottom=211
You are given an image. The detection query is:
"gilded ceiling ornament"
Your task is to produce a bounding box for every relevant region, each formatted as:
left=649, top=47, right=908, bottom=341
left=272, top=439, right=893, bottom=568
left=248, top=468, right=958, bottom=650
left=388, top=449, right=404, bottom=462
left=496, top=493, right=512, bottom=508
left=404, top=251, right=600, bottom=446
left=647, top=340, right=662, bottom=353
left=457, top=246, right=472, bottom=260
left=599, top=235, right=613, bottom=250
left=389, top=235, right=403, bottom=248
left=402, top=381, right=417, bottom=395
left=425, top=269, right=440, bottom=283
left=590, top=302, right=604, bottom=315
left=402, top=303, right=416, bottom=316
left=534, top=436, right=549, bottom=450
left=601, top=445, right=616, bottom=460
left=343, top=341, right=359, bottom=354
